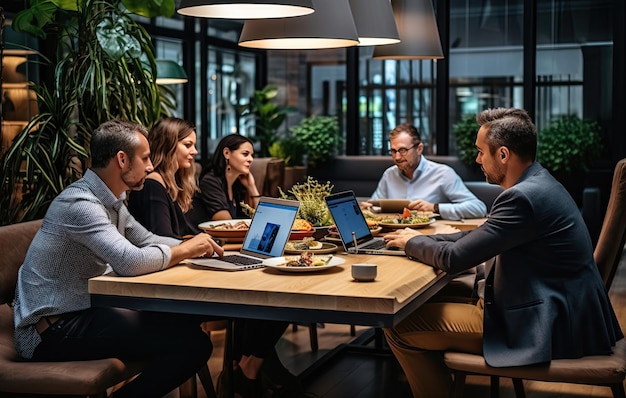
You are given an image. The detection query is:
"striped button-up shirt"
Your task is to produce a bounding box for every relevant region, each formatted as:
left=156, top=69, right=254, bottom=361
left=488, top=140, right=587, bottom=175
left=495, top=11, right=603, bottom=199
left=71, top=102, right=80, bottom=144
left=13, top=169, right=180, bottom=358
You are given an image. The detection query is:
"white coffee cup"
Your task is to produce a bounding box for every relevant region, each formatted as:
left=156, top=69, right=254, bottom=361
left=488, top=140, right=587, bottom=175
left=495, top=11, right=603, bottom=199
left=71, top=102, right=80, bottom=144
left=351, top=263, right=377, bottom=282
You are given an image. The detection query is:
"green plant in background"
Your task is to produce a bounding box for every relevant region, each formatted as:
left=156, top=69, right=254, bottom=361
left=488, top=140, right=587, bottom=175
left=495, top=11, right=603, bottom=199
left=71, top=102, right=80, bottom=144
left=279, top=176, right=334, bottom=227
left=537, top=114, right=603, bottom=173
left=291, top=115, right=343, bottom=168
left=241, top=85, right=295, bottom=158
left=268, top=135, right=306, bottom=167
left=452, top=113, right=480, bottom=166
left=0, top=0, right=175, bottom=224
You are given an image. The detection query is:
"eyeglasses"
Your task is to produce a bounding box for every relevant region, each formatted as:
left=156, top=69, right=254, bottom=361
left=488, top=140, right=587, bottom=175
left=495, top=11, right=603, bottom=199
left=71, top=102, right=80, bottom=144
left=388, top=144, right=417, bottom=156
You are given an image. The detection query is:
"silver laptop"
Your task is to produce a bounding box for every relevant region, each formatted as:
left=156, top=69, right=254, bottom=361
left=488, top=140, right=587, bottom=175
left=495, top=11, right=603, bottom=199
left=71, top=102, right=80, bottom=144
left=325, top=191, right=405, bottom=256
left=189, top=197, right=300, bottom=270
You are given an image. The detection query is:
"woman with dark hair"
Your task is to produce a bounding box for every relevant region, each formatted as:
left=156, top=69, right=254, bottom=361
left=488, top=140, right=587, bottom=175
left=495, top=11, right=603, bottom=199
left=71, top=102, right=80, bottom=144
left=127, top=117, right=201, bottom=238
left=186, top=133, right=260, bottom=224
left=187, top=134, right=300, bottom=398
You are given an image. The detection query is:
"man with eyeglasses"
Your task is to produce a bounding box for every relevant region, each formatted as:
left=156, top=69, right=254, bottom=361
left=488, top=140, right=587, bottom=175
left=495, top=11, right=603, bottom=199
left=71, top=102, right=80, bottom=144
left=364, top=123, right=487, bottom=220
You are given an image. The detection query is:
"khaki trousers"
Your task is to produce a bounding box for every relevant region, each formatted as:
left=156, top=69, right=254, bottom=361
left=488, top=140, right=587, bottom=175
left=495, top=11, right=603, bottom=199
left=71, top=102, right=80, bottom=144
left=383, top=299, right=484, bottom=398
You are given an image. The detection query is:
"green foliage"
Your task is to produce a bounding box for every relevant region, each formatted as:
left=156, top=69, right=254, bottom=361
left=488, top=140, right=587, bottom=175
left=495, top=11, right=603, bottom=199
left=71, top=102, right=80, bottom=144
left=241, top=85, right=295, bottom=158
left=0, top=0, right=173, bottom=224
left=537, top=114, right=603, bottom=173
left=268, top=135, right=306, bottom=167
left=452, top=113, right=480, bottom=166
left=290, top=115, right=343, bottom=168
left=279, top=177, right=334, bottom=227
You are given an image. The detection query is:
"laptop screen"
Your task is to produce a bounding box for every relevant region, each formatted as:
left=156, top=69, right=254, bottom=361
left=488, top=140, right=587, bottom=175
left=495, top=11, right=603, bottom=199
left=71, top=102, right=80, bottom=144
left=240, top=197, right=300, bottom=258
left=325, top=191, right=374, bottom=250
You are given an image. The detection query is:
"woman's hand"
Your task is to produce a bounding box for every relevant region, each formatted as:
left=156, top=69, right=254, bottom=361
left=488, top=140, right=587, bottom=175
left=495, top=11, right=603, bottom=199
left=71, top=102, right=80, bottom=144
left=383, top=228, right=422, bottom=250
left=238, top=172, right=260, bottom=196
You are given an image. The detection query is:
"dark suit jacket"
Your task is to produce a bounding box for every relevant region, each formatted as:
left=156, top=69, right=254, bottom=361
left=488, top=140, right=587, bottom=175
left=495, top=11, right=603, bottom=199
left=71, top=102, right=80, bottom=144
left=405, top=162, right=623, bottom=367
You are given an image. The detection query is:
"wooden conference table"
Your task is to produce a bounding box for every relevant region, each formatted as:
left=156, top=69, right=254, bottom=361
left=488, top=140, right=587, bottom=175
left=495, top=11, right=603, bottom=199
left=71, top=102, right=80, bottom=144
left=88, top=222, right=466, bottom=328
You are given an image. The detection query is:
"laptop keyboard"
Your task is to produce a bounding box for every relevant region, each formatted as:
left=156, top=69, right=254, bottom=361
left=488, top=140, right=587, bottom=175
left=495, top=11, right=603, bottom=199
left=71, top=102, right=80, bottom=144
left=219, top=254, right=262, bottom=265
left=360, top=240, right=387, bottom=250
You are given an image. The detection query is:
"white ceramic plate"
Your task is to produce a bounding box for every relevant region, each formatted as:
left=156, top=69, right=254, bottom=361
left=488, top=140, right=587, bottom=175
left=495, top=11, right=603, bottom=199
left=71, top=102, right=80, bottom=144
left=198, top=219, right=251, bottom=238
left=263, top=256, right=345, bottom=272
left=379, top=218, right=436, bottom=229
left=283, top=242, right=339, bottom=255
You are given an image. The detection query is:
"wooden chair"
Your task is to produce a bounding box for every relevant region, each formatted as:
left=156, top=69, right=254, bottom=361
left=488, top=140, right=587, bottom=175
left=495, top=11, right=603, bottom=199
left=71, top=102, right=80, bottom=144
left=444, top=158, right=626, bottom=398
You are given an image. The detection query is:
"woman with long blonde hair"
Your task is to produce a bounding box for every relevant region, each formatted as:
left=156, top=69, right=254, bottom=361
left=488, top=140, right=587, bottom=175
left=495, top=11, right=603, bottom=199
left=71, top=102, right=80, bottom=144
left=128, top=117, right=200, bottom=238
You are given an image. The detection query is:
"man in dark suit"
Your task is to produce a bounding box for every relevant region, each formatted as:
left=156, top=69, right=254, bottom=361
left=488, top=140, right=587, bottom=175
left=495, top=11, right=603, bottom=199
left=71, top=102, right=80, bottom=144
left=382, top=108, right=623, bottom=398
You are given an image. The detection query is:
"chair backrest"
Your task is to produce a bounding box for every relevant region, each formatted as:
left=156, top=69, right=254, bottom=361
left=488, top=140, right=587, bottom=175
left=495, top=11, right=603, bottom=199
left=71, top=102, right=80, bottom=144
left=250, top=157, right=285, bottom=197
left=594, top=158, right=626, bottom=290
left=0, top=220, right=42, bottom=305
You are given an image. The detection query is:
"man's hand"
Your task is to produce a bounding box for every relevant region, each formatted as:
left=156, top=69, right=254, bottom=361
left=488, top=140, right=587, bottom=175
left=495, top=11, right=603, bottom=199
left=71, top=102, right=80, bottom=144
left=360, top=201, right=373, bottom=210
left=408, top=199, right=435, bottom=212
left=169, top=233, right=224, bottom=267
left=383, top=228, right=422, bottom=250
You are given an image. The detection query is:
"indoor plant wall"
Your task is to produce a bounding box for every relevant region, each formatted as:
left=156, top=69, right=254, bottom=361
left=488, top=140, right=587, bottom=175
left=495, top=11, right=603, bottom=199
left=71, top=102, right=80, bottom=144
left=0, top=0, right=175, bottom=224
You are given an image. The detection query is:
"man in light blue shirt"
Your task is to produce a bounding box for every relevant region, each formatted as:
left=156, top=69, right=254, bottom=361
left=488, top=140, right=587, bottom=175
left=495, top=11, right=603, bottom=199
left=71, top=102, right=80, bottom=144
left=368, top=123, right=487, bottom=220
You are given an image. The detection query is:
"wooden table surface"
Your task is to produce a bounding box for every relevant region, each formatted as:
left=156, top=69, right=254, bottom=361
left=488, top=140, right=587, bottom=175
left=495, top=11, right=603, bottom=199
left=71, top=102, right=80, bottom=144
left=89, top=222, right=467, bottom=327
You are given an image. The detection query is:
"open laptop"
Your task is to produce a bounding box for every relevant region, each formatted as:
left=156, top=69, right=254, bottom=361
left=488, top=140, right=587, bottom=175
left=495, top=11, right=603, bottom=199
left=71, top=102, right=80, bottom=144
left=325, top=191, right=405, bottom=256
left=189, top=197, right=300, bottom=270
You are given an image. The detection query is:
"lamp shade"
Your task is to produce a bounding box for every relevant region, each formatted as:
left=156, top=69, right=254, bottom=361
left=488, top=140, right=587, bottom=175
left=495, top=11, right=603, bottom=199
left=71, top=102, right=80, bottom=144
left=349, top=0, right=399, bottom=46
left=156, top=60, right=188, bottom=84
left=177, top=0, right=314, bottom=19
left=372, top=0, right=444, bottom=60
left=238, top=0, right=359, bottom=50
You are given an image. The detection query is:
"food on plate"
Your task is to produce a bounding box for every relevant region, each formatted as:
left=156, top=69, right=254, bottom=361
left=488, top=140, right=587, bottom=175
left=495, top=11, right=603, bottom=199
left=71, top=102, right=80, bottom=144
left=292, top=218, right=313, bottom=231
left=380, top=208, right=432, bottom=225
left=285, top=237, right=323, bottom=251
left=206, top=221, right=250, bottom=230
left=280, top=252, right=332, bottom=267
left=365, top=218, right=379, bottom=229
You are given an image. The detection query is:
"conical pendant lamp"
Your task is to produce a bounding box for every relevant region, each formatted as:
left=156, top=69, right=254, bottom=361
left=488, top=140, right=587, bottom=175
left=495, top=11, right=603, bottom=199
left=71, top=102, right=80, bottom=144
left=238, top=0, right=359, bottom=50
left=156, top=60, right=188, bottom=85
left=349, top=0, right=399, bottom=46
left=177, top=0, right=314, bottom=19
left=372, top=0, right=444, bottom=59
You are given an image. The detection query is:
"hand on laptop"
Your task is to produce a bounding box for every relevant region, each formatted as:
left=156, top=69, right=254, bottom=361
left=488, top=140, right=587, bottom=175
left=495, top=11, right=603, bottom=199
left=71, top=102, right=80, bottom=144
left=170, top=233, right=224, bottom=266
left=383, top=228, right=423, bottom=250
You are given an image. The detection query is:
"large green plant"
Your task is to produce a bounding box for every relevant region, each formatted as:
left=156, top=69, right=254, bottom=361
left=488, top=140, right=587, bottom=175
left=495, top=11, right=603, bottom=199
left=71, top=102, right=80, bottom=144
left=241, top=85, right=294, bottom=158
left=537, top=114, right=603, bottom=173
left=291, top=115, right=343, bottom=168
left=0, top=0, right=175, bottom=224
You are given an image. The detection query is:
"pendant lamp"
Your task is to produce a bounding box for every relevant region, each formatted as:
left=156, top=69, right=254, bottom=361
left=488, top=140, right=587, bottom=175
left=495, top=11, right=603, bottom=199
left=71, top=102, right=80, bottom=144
left=177, top=0, right=314, bottom=19
left=349, top=0, right=399, bottom=46
left=372, top=0, right=444, bottom=60
left=156, top=60, right=188, bottom=85
left=238, top=0, right=359, bottom=50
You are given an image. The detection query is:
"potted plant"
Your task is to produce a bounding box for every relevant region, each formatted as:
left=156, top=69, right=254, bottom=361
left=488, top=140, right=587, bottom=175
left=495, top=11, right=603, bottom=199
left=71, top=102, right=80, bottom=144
left=279, top=176, right=334, bottom=228
left=268, top=135, right=307, bottom=191
left=537, top=114, right=603, bottom=173
left=452, top=113, right=480, bottom=167
left=0, top=0, right=174, bottom=225
left=537, top=114, right=604, bottom=206
left=241, top=85, right=295, bottom=158
left=291, top=115, right=343, bottom=168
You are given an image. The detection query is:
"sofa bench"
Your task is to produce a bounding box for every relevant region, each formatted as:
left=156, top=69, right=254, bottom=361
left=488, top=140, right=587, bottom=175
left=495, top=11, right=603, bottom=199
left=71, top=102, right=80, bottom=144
left=0, top=220, right=146, bottom=397
left=308, top=155, right=503, bottom=211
